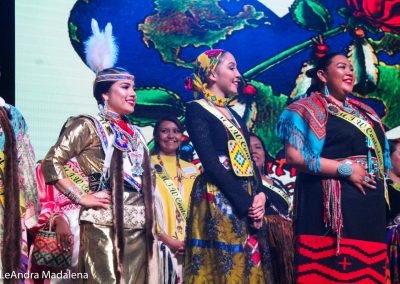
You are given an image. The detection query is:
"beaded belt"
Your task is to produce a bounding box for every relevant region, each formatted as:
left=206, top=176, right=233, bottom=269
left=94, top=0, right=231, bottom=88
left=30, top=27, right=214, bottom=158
left=88, top=173, right=138, bottom=192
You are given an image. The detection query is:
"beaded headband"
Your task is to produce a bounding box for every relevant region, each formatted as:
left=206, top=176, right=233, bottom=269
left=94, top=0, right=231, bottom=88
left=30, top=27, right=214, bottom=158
left=95, top=74, right=135, bottom=83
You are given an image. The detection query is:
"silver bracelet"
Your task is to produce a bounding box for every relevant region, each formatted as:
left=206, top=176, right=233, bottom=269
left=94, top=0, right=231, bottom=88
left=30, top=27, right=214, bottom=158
left=63, top=186, right=84, bottom=204
left=337, top=161, right=353, bottom=178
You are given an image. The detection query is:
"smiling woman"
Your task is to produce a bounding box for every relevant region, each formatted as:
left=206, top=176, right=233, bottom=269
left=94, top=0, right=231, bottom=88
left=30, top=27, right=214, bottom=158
left=184, top=49, right=274, bottom=283
left=277, top=52, right=392, bottom=283
left=40, top=20, right=158, bottom=283
left=151, top=115, right=199, bottom=283
left=249, top=133, right=294, bottom=284
left=94, top=69, right=137, bottom=115
left=41, top=67, right=157, bottom=283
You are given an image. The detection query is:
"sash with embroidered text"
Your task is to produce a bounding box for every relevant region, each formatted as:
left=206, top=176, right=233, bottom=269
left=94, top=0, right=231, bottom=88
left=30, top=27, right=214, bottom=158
left=196, top=100, right=254, bottom=177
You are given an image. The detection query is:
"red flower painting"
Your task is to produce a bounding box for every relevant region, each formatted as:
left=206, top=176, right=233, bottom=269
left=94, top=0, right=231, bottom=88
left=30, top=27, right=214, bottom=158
left=346, top=0, right=400, bottom=34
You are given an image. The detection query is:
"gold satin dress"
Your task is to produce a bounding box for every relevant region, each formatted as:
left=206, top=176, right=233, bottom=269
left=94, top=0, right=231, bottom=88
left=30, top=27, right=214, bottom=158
left=42, top=116, right=150, bottom=283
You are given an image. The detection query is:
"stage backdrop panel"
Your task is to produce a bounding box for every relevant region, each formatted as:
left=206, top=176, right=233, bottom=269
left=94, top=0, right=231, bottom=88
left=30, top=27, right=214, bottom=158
left=16, top=0, right=400, bottom=192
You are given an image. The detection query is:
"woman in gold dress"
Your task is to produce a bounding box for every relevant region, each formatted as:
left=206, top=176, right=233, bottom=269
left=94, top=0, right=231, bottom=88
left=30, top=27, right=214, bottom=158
left=42, top=67, right=157, bottom=283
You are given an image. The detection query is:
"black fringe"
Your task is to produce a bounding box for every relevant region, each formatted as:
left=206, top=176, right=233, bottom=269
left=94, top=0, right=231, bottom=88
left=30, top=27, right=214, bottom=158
left=110, top=149, right=125, bottom=283
left=142, top=150, right=154, bottom=257
left=0, top=107, right=21, bottom=282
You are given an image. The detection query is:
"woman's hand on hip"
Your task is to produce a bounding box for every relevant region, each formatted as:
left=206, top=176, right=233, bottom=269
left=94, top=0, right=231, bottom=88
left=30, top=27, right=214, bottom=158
left=79, top=191, right=111, bottom=209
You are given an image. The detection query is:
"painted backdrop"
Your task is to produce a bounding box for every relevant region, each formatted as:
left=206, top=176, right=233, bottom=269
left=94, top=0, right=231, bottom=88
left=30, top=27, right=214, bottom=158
left=68, top=0, right=400, bottom=190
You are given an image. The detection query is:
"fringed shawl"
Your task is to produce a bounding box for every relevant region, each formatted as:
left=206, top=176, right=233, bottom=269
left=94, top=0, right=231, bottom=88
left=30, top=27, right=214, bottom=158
left=276, top=92, right=391, bottom=173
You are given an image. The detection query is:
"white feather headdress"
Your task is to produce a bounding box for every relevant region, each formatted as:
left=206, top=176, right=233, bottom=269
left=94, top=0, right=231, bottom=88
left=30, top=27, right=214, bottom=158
left=84, top=19, right=118, bottom=73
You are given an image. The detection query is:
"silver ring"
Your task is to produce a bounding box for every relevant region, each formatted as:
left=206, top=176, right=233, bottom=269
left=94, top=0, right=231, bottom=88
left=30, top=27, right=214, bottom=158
left=364, top=176, right=370, bottom=183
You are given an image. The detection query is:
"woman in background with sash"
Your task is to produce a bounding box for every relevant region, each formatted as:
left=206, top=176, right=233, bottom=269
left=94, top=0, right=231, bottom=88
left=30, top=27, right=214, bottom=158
left=184, top=49, right=273, bottom=283
left=249, top=133, right=294, bottom=283
left=151, top=115, right=199, bottom=283
left=385, top=127, right=400, bottom=283
left=41, top=20, right=157, bottom=283
left=276, top=53, right=391, bottom=283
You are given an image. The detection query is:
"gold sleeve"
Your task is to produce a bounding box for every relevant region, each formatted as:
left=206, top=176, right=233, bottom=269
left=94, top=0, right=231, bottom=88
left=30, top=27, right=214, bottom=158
left=42, top=116, right=97, bottom=184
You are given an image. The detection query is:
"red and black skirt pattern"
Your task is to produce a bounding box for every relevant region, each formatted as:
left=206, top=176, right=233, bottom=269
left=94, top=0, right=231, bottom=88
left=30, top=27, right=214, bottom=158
left=295, top=235, right=387, bottom=284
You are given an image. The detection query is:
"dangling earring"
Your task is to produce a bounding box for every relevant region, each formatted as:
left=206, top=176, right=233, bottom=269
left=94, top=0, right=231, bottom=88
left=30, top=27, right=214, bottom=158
left=103, top=100, right=109, bottom=115
left=98, top=103, right=104, bottom=114
left=324, top=84, right=330, bottom=97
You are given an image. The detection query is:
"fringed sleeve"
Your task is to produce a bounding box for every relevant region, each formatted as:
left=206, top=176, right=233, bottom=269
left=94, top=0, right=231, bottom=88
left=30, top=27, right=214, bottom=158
left=384, top=138, right=392, bottom=172
left=275, top=95, right=328, bottom=173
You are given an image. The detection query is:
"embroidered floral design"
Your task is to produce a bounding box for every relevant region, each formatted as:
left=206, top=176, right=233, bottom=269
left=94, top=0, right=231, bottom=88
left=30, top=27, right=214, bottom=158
left=185, top=213, right=193, bottom=237
left=80, top=193, right=146, bottom=228
left=189, top=253, right=205, bottom=275
left=216, top=251, right=234, bottom=275
left=191, top=179, right=204, bottom=204
left=204, top=212, right=220, bottom=240
left=231, top=215, right=244, bottom=238
left=244, top=251, right=254, bottom=276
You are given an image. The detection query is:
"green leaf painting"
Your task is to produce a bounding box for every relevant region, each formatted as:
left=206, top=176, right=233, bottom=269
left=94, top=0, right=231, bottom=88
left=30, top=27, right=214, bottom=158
left=290, top=0, right=332, bottom=32
left=138, top=0, right=266, bottom=68
left=244, top=80, right=288, bottom=157
left=127, top=87, right=185, bottom=127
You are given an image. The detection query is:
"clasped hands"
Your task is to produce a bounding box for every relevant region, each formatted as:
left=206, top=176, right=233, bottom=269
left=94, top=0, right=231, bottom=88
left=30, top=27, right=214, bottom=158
left=248, top=192, right=266, bottom=229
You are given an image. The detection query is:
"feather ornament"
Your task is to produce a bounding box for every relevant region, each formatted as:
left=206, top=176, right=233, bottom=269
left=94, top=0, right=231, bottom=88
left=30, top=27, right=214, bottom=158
left=84, top=18, right=118, bottom=73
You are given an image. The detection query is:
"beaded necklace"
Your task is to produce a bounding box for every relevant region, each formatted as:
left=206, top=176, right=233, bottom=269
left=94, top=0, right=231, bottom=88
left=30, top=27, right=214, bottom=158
left=105, top=111, right=122, bottom=121
left=326, top=97, right=372, bottom=124
left=203, top=89, right=229, bottom=107
left=101, top=111, right=144, bottom=175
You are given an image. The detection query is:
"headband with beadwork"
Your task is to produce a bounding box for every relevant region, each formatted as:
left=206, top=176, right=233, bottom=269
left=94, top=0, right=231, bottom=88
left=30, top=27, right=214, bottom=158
left=95, top=74, right=135, bottom=83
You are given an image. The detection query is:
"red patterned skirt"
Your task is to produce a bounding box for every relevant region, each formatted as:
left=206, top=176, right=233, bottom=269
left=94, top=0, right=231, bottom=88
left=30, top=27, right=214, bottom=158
left=294, top=173, right=388, bottom=283
left=296, top=235, right=387, bottom=283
